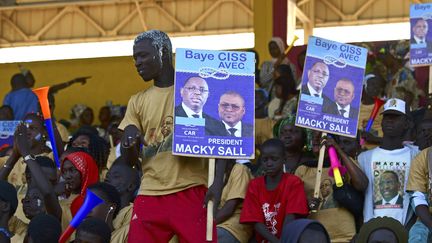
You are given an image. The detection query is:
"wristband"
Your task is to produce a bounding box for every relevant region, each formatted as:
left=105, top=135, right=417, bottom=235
left=0, top=228, right=12, bottom=239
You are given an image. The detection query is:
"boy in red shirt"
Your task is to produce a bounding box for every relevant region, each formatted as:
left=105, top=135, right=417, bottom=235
left=240, top=138, right=308, bottom=242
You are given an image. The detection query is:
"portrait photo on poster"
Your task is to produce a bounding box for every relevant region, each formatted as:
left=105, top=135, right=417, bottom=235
left=410, top=3, right=432, bottom=66
left=296, top=36, right=367, bottom=138
left=373, top=169, right=405, bottom=210
left=172, top=48, right=255, bottom=159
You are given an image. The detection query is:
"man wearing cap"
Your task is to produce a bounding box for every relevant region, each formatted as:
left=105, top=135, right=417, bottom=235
left=358, top=98, right=418, bottom=226
left=175, top=76, right=227, bottom=136
left=0, top=180, right=18, bottom=242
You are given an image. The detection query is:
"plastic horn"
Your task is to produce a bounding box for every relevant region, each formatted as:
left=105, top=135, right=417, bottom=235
left=33, top=86, right=60, bottom=168
left=360, top=97, right=385, bottom=145
left=284, top=35, right=299, bottom=55
left=327, top=146, right=347, bottom=187
left=59, top=189, right=104, bottom=243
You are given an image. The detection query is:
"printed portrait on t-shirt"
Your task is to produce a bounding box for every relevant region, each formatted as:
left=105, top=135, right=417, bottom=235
left=373, top=166, right=406, bottom=209
left=142, top=115, right=174, bottom=159
left=319, top=178, right=339, bottom=210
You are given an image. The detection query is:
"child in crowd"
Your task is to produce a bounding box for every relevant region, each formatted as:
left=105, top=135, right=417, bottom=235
left=281, top=219, right=330, bottom=243
left=0, top=180, right=17, bottom=243
left=216, top=160, right=253, bottom=243
left=240, top=138, right=308, bottom=242
left=25, top=214, right=62, bottom=243
left=75, top=218, right=111, bottom=243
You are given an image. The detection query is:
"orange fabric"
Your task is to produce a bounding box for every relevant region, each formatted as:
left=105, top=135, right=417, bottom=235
left=62, top=152, right=99, bottom=216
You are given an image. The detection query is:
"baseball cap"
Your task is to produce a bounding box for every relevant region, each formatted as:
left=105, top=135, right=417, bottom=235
left=381, top=98, right=408, bottom=116
left=0, top=180, right=18, bottom=216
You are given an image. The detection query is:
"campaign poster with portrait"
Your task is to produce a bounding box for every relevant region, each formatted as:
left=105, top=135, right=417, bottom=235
left=0, top=121, right=20, bottom=148
left=410, top=3, right=432, bottom=66
left=372, top=160, right=409, bottom=210
left=295, top=36, right=367, bottom=138
left=172, top=48, right=255, bottom=159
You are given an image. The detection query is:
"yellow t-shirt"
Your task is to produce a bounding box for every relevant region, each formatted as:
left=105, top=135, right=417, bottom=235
left=4, top=152, right=53, bottom=188
left=14, top=185, right=29, bottom=225
left=56, top=121, right=70, bottom=143
left=9, top=216, right=27, bottom=243
left=106, top=146, right=118, bottom=170
left=119, top=86, right=207, bottom=195
left=407, top=148, right=429, bottom=193
left=295, top=165, right=356, bottom=243
left=218, top=164, right=253, bottom=242
left=254, top=118, right=275, bottom=146
left=111, top=203, right=133, bottom=243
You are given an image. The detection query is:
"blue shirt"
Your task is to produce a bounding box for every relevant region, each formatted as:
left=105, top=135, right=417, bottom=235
left=3, top=88, right=40, bottom=120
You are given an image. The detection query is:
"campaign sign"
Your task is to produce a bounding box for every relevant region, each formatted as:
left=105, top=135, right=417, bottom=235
left=0, top=121, right=20, bottom=148
left=410, top=3, right=432, bottom=66
left=172, top=48, right=255, bottom=159
left=295, top=36, right=367, bottom=138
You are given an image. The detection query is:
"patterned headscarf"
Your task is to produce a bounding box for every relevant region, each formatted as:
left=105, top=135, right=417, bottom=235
left=62, top=151, right=99, bottom=216
left=273, top=114, right=313, bottom=151
left=270, top=37, right=286, bottom=54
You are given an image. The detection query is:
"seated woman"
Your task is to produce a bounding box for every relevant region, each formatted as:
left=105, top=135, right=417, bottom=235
left=294, top=132, right=368, bottom=242
left=61, top=150, right=99, bottom=216
left=273, top=115, right=314, bottom=174
left=69, top=129, right=110, bottom=179
left=259, top=37, right=297, bottom=101
left=268, top=69, right=298, bottom=121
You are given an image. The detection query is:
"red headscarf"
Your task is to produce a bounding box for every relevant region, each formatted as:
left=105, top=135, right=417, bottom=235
left=62, top=151, right=99, bottom=216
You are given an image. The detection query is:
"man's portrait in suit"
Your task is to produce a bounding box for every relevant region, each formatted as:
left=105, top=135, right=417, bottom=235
left=322, top=78, right=359, bottom=119
left=374, top=171, right=403, bottom=207
left=411, top=18, right=429, bottom=45
left=175, top=76, right=209, bottom=118
left=301, top=61, right=333, bottom=109
left=174, top=76, right=226, bottom=135
left=217, top=91, right=253, bottom=137
left=302, top=61, right=330, bottom=97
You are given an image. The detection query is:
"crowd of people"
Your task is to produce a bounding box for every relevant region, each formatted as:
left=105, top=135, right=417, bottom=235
left=0, top=29, right=431, bottom=243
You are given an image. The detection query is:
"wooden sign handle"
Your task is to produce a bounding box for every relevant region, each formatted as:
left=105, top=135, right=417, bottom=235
left=206, top=158, right=215, bottom=241
left=312, top=132, right=326, bottom=213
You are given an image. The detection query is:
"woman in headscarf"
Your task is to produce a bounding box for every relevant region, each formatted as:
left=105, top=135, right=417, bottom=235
left=61, top=151, right=99, bottom=216
left=273, top=115, right=314, bottom=174
left=259, top=37, right=297, bottom=100
left=69, top=129, right=110, bottom=178
left=268, top=66, right=299, bottom=121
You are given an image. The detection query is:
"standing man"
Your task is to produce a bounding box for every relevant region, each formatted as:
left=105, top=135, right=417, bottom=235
left=217, top=91, right=253, bottom=137
left=3, top=74, right=39, bottom=120
left=323, top=78, right=359, bottom=119
left=358, top=98, right=418, bottom=225
left=175, top=76, right=226, bottom=135
left=301, top=61, right=333, bottom=108
left=120, top=30, right=226, bottom=242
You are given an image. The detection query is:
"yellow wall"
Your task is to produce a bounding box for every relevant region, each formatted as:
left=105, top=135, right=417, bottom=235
left=254, top=0, right=273, bottom=65
left=0, top=56, right=151, bottom=122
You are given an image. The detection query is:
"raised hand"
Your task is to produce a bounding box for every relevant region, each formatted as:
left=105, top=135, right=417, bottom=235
left=14, top=123, right=31, bottom=157
left=72, top=76, right=91, bottom=85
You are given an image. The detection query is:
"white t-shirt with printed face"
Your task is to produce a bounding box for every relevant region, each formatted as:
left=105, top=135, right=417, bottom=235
left=359, top=145, right=419, bottom=225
